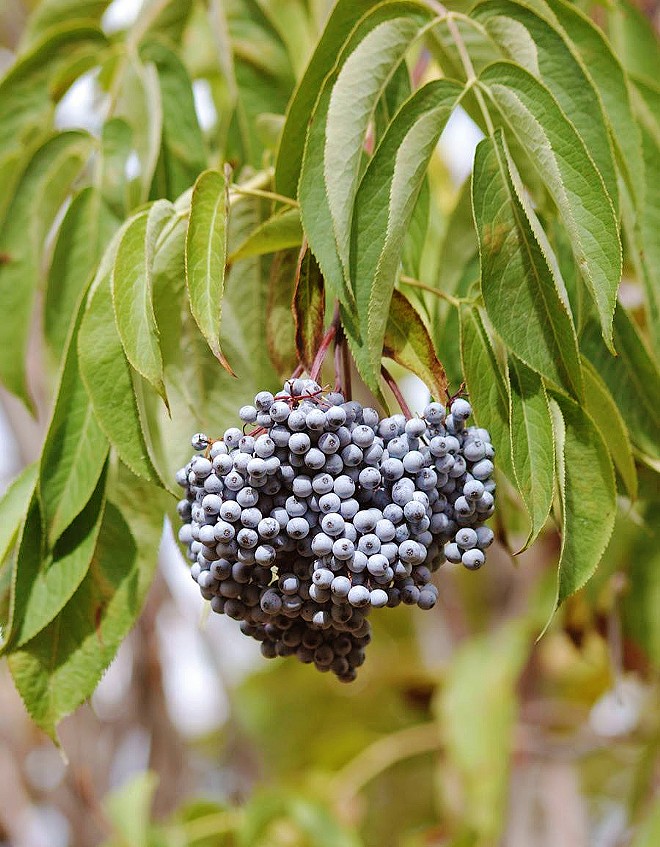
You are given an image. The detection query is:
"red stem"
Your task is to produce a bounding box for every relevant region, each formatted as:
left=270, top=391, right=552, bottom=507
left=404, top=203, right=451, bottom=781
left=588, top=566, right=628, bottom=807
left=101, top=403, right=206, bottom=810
left=381, top=366, right=412, bottom=419
left=310, top=304, right=341, bottom=383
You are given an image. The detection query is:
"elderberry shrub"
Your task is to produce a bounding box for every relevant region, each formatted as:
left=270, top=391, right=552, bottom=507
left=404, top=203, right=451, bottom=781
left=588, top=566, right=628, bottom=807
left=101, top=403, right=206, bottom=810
left=175, top=379, right=496, bottom=681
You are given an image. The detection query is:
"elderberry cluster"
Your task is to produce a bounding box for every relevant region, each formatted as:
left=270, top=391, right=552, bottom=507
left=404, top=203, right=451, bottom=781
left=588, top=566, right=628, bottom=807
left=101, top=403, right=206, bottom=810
left=174, top=379, right=495, bottom=681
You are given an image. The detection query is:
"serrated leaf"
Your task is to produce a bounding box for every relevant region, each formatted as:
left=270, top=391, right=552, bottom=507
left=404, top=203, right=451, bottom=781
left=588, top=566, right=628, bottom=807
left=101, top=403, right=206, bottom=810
left=229, top=207, right=303, bottom=262
left=549, top=395, right=616, bottom=609
left=7, top=501, right=153, bottom=742
left=581, top=307, right=660, bottom=466
left=40, top=302, right=109, bottom=548
left=0, top=131, right=93, bottom=409
left=324, top=9, right=428, bottom=284
left=266, top=249, right=299, bottom=381
left=79, top=273, right=161, bottom=484
left=545, top=0, right=644, bottom=208
left=473, top=0, right=619, bottom=210
left=507, top=355, right=554, bottom=552
left=4, top=467, right=107, bottom=654
left=185, top=169, right=233, bottom=373
left=298, top=3, right=429, bottom=311
left=98, top=118, right=133, bottom=218
left=0, top=464, right=38, bottom=568
left=19, top=1, right=111, bottom=50
left=45, top=187, right=119, bottom=362
left=112, top=200, right=174, bottom=407
left=382, top=289, right=446, bottom=400
left=459, top=306, right=514, bottom=483
left=479, top=62, right=622, bottom=350
left=275, top=0, right=381, bottom=196
left=472, top=131, right=582, bottom=396
left=580, top=357, right=637, bottom=500
left=294, top=248, right=325, bottom=372
left=140, top=39, right=207, bottom=201
left=351, top=79, right=463, bottom=387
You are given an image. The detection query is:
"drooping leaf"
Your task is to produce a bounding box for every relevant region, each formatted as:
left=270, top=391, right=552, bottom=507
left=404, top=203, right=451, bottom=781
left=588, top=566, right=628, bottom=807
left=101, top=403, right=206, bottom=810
left=549, top=395, right=616, bottom=609
left=294, top=248, right=325, bottom=372
left=473, top=0, right=619, bottom=210
left=266, top=248, right=299, bottom=381
left=608, top=0, right=660, bottom=85
left=479, top=62, right=622, bottom=350
left=507, top=355, right=554, bottom=552
left=298, top=2, right=430, bottom=310
left=229, top=206, right=303, bottom=262
left=44, top=187, right=119, bottom=362
left=581, top=357, right=637, bottom=500
left=7, top=502, right=154, bottom=742
left=275, top=0, right=381, bottom=196
left=636, top=124, right=660, bottom=354
left=0, top=23, right=105, bottom=161
left=351, top=79, right=463, bottom=387
left=459, top=305, right=514, bottom=483
left=0, top=131, right=93, bottom=409
left=19, top=0, right=111, bottom=50
left=98, top=118, right=133, bottom=218
left=0, top=464, right=38, bottom=568
left=622, top=502, right=660, bottom=669
left=185, top=169, right=233, bottom=373
left=140, top=39, right=207, bottom=201
left=40, top=301, right=109, bottom=548
left=472, top=131, right=582, bottom=396
left=545, top=0, right=644, bottom=207
left=112, top=200, right=174, bottom=407
left=79, top=272, right=161, bottom=484
left=581, top=307, right=660, bottom=466
left=383, top=289, right=447, bottom=400
left=324, top=8, right=429, bottom=283
left=4, top=467, right=107, bottom=654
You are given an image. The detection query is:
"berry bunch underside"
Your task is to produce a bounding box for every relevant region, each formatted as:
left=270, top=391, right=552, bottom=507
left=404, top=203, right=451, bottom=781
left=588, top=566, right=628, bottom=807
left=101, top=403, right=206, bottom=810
left=175, top=379, right=496, bottom=682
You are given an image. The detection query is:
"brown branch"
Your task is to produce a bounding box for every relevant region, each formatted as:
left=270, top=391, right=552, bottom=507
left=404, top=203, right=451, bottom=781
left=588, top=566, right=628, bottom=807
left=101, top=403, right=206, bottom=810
left=381, top=366, right=412, bottom=419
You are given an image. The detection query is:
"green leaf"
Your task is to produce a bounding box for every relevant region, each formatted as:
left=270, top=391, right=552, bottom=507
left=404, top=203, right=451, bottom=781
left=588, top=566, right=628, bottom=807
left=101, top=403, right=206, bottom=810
left=229, top=207, right=303, bottom=262
left=98, top=118, right=133, bottom=218
left=545, top=0, right=644, bottom=208
left=266, top=248, right=299, bottom=381
left=79, top=272, right=161, bottom=484
left=0, top=464, right=38, bottom=568
left=324, top=8, right=429, bottom=284
left=608, top=0, right=660, bottom=86
left=103, top=771, right=159, bottom=847
left=40, top=302, right=109, bottom=548
left=479, top=62, right=622, bottom=350
left=275, top=0, right=381, bottom=196
left=473, top=0, right=619, bottom=210
left=0, top=23, right=105, bottom=160
left=44, top=187, right=120, bottom=362
left=581, top=357, right=637, bottom=500
left=185, top=169, right=233, bottom=373
left=581, top=307, right=660, bottom=466
left=140, top=39, right=207, bottom=201
left=383, top=289, right=447, bottom=400
left=112, top=201, right=174, bottom=407
left=472, top=131, right=582, bottom=396
left=0, top=131, right=93, bottom=409
left=5, top=467, right=107, bottom=653
left=437, top=621, right=531, bottom=842
left=7, top=502, right=153, bottom=742
left=549, top=394, right=616, bottom=609
left=507, top=355, right=554, bottom=552
left=622, top=502, right=660, bottom=669
left=298, top=2, right=429, bottom=311
left=351, top=79, right=463, bottom=387
left=19, top=0, right=111, bottom=50
left=459, top=305, right=514, bottom=484
left=294, top=248, right=325, bottom=372
left=636, top=123, right=660, bottom=354
left=631, top=802, right=660, bottom=847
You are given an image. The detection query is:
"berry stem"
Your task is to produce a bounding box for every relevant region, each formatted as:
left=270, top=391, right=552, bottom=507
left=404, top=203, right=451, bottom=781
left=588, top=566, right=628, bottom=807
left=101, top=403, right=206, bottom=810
left=310, top=304, right=341, bottom=383
left=381, top=366, right=412, bottom=419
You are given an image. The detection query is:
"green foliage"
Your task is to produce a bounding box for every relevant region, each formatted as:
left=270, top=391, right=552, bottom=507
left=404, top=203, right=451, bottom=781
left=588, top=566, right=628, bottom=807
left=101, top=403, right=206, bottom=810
left=0, top=0, right=657, bottom=779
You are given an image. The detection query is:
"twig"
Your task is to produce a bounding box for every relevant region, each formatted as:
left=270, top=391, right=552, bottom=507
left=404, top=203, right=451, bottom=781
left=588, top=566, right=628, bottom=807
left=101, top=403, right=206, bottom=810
left=399, top=274, right=466, bottom=308
left=381, top=366, right=413, bottom=419
left=310, top=304, right=341, bottom=383
left=229, top=185, right=299, bottom=207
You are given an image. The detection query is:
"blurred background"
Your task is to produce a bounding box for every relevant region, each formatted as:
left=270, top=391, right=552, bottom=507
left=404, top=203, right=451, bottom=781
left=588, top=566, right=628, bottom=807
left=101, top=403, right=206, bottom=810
left=1, top=1, right=659, bottom=845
